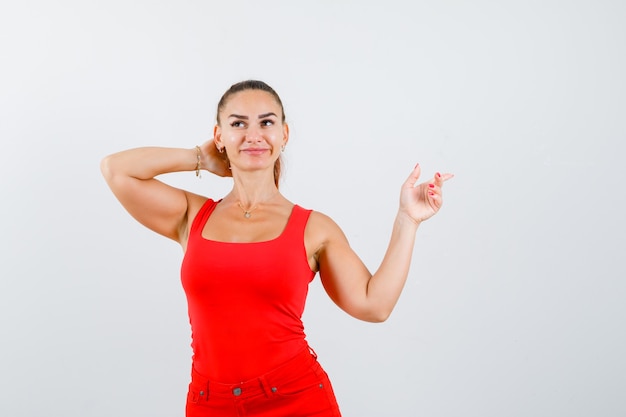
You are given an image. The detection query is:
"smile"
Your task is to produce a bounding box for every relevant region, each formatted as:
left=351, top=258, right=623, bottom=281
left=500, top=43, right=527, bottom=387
left=242, top=148, right=270, bottom=155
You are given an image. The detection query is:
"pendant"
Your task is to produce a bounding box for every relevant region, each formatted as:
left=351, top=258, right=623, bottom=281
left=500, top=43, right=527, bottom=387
left=244, top=212, right=251, bottom=219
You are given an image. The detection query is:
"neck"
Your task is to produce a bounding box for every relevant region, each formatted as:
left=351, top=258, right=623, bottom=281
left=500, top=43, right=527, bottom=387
left=229, top=171, right=279, bottom=209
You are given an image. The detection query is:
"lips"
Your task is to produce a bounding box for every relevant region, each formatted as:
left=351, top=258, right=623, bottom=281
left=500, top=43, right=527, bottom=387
left=241, top=148, right=270, bottom=155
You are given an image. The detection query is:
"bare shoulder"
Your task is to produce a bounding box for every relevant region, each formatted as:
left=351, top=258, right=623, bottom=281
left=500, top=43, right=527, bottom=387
left=307, top=210, right=340, bottom=231
left=186, top=191, right=210, bottom=219
left=305, top=210, right=349, bottom=251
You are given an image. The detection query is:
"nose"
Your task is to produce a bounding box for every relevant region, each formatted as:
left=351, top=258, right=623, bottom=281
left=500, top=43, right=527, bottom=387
left=245, top=125, right=262, bottom=142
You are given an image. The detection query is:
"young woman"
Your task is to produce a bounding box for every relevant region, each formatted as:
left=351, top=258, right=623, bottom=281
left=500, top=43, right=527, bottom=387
left=101, top=80, right=453, bottom=416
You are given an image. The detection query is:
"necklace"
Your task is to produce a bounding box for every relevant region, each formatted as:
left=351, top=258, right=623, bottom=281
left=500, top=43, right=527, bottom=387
left=237, top=202, right=258, bottom=219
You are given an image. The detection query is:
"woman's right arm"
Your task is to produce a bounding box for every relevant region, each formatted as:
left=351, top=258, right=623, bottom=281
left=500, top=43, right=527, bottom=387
left=100, top=142, right=229, bottom=243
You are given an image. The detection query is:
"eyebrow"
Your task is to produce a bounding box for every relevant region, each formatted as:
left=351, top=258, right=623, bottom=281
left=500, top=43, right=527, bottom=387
left=228, top=112, right=278, bottom=120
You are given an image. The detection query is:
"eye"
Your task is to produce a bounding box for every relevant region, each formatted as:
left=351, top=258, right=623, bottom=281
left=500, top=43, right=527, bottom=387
left=260, top=119, right=274, bottom=127
left=230, top=120, right=246, bottom=128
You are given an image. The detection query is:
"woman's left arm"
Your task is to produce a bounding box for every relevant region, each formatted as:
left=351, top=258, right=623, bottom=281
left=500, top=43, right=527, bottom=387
left=313, top=164, right=453, bottom=323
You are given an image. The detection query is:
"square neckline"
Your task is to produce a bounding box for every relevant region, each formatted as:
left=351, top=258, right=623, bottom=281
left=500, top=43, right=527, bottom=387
left=198, top=199, right=298, bottom=245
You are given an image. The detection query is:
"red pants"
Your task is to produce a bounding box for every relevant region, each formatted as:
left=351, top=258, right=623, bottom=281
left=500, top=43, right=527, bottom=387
left=186, top=348, right=342, bottom=417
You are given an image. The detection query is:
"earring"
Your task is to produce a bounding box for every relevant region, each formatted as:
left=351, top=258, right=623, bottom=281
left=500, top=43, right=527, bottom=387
left=281, top=145, right=285, bottom=152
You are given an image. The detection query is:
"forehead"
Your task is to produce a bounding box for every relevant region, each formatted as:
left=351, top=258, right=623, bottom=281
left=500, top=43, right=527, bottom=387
left=222, top=90, right=281, bottom=114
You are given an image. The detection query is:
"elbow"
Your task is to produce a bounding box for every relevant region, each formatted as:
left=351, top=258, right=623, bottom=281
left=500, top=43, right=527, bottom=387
left=342, top=298, right=394, bottom=323
left=370, top=311, right=392, bottom=323
left=100, top=154, right=114, bottom=181
left=358, top=307, right=392, bottom=323
left=100, top=153, right=124, bottom=184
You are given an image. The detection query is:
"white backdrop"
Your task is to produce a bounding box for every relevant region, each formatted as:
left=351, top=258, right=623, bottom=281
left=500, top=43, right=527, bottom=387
left=1, top=1, right=625, bottom=416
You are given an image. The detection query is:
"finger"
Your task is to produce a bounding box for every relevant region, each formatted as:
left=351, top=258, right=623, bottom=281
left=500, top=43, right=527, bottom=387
left=427, top=189, right=443, bottom=211
left=427, top=181, right=443, bottom=196
left=403, top=163, right=422, bottom=188
left=433, top=172, right=454, bottom=187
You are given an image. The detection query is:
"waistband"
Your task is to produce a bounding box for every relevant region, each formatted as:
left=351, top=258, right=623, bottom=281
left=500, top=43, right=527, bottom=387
left=190, top=347, right=320, bottom=399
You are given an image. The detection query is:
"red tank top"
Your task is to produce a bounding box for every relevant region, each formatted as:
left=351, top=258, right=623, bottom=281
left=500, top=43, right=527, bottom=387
left=181, top=199, right=315, bottom=383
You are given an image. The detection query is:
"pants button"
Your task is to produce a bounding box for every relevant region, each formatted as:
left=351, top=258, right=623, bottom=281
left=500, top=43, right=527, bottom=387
left=233, top=387, right=242, bottom=396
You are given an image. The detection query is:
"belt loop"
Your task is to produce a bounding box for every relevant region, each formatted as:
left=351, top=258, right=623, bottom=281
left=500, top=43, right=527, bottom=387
left=258, top=375, right=276, bottom=398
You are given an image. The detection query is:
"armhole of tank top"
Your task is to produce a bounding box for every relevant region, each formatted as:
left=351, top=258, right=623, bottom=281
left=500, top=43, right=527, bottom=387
left=297, top=207, right=316, bottom=276
left=189, top=198, right=218, bottom=235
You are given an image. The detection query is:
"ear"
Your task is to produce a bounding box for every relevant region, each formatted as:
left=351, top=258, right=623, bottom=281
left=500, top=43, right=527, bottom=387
left=213, top=124, right=222, bottom=147
left=282, top=123, right=289, bottom=148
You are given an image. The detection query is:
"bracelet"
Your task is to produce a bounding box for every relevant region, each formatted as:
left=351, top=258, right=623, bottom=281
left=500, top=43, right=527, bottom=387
left=195, top=145, right=202, bottom=178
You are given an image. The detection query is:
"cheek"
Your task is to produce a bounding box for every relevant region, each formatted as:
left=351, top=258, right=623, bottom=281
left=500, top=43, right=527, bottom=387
left=222, top=131, right=243, bottom=143
left=268, top=128, right=285, bottom=141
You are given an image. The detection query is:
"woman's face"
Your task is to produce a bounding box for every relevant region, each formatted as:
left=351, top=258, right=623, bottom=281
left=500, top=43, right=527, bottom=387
left=214, top=89, right=288, bottom=173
